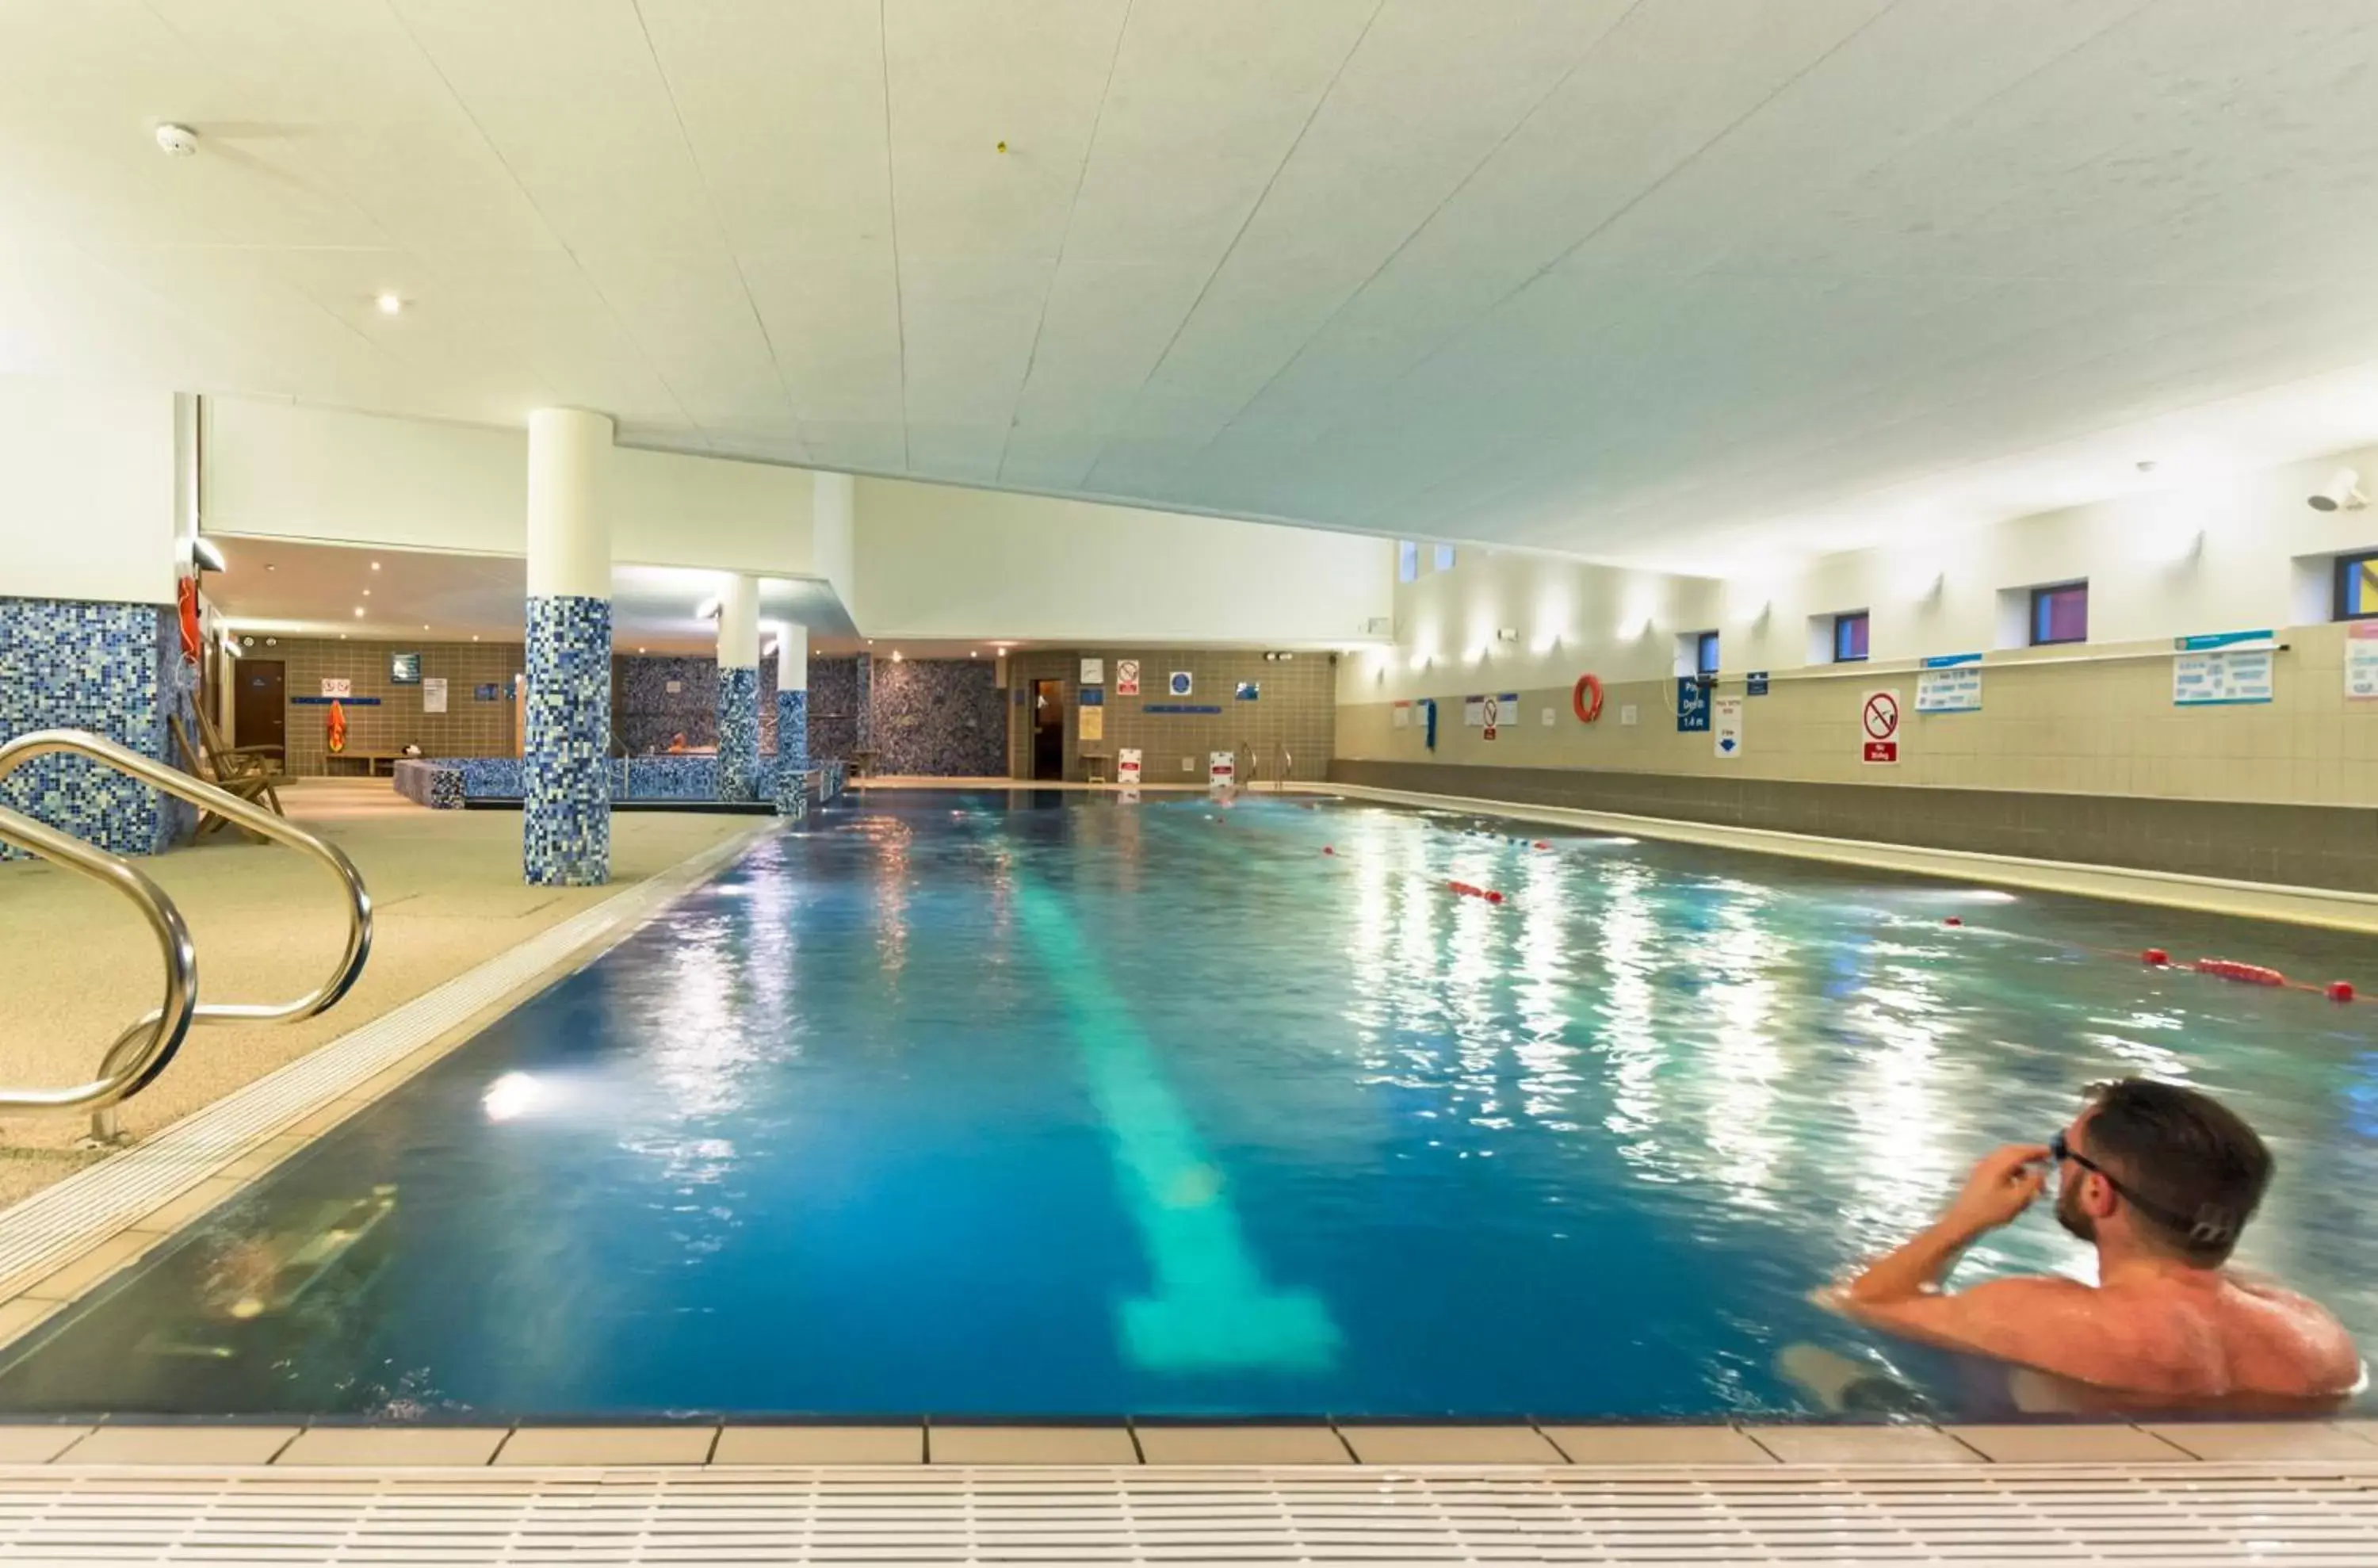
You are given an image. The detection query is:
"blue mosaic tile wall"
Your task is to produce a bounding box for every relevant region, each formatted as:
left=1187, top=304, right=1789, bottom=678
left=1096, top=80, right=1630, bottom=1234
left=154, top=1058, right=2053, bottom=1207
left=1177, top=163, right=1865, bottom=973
left=394, top=759, right=464, bottom=809
left=456, top=757, right=522, bottom=797
left=0, top=597, right=189, bottom=859
left=716, top=665, right=760, bottom=801
left=871, top=659, right=1005, bottom=775
left=807, top=656, right=860, bottom=763
left=772, top=689, right=809, bottom=816
left=621, top=755, right=718, bottom=801
left=614, top=655, right=779, bottom=755
left=522, top=595, right=611, bottom=885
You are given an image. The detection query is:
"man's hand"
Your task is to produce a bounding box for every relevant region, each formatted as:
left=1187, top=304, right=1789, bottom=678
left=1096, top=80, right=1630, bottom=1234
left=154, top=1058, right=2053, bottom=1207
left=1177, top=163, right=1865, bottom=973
left=1943, top=1143, right=2051, bottom=1235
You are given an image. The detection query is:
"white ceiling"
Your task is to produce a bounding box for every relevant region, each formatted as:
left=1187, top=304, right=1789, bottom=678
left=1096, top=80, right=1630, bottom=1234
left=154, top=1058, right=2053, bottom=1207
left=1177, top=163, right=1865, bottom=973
left=10, top=1, right=2378, bottom=566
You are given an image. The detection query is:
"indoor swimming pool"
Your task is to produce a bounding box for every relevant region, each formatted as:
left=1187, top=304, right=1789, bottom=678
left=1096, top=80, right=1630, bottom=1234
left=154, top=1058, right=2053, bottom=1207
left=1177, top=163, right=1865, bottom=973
left=3, top=791, right=2374, bottom=1421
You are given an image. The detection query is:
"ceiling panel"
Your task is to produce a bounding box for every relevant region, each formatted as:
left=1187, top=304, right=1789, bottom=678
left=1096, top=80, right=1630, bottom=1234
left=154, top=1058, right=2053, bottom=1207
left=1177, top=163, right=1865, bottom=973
left=8, top=0, right=2378, bottom=565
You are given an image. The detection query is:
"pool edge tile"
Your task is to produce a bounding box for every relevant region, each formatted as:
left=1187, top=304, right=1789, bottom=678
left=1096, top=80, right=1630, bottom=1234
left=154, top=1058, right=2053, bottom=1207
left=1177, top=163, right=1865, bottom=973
left=1943, top=1424, right=2196, bottom=1463
left=927, top=1426, right=1141, bottom=1466
left=57, top=1425, right=303, bottom=1466
left=0, top=1425, right=94, bottom=1464
left=2139, top=1421, right=2378, bottom=1462
left=1336, top=1425, right=1567, bottom=1465
left=275, top=1427, right=513, bottom=1467
left=1540, top=1425, right=1778, bottom=1466
left=713, top=1425, right=926, bottom=1465
left=1745, top=1424, right=1987, bottom=1465
left=492, top=1426, right=720, bottom=1467
left=1133, top=1425, right=1352, bottom=1466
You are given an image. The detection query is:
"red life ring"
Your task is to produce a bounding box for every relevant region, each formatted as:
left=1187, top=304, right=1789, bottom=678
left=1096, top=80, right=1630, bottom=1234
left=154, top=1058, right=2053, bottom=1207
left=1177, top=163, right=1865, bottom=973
left=1572, top=673, right=1605, bottom=724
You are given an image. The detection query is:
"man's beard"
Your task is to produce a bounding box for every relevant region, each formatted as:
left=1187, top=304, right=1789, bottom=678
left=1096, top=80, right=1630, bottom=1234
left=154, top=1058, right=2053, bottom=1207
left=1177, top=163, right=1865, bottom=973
left=2056, top=1176, right=2096, bottom=1242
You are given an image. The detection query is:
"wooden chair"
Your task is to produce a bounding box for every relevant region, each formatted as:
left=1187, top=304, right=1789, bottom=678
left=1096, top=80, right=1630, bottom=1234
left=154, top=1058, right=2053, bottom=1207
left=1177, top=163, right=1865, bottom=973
left=171, top=708, right=285, bottom=839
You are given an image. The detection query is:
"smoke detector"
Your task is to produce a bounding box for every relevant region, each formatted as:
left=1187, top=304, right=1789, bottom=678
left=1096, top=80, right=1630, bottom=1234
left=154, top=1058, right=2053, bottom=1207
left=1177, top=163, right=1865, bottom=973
left=155, top=124, right=199, bottom=157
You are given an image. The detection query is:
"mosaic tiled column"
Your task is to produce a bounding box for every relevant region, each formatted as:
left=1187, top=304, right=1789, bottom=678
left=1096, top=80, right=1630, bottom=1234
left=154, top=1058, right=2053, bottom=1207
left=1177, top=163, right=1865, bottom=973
left=854, top=651, right=874, bottom=754
left=773, top=623, right=809, bottom=818
left=0, top=598, right=192, bottom=859
left=715, top=573, right=760, bottom=801
left=522, top=407, right=614, bottom=885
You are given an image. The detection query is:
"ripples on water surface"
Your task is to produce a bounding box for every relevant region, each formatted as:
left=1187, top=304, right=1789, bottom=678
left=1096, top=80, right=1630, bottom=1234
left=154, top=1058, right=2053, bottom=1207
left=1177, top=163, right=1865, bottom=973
left=3, top=791, right=2373, bottom=1418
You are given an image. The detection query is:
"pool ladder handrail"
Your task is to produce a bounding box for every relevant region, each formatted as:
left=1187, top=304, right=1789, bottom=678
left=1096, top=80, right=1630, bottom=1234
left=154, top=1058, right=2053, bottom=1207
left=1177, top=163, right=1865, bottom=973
left=0, top=729, right=373, bottom=1138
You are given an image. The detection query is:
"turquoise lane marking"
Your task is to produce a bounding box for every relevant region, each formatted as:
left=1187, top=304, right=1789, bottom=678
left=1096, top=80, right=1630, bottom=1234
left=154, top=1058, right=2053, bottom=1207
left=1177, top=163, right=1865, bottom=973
left=1007, top=874, right=1340, bottom=1375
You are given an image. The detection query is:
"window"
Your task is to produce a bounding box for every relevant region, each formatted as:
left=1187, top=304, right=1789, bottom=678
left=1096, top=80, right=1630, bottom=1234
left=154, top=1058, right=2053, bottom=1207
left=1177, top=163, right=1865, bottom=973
left=1397, top=541, right=1419, bottom=583
left=2335, top=552, right=2378, bottom=621
left=1433, top=543, right=1456, bottom=572
left=2030, top=581, right=2089, bottom=645
left=1695, top=630, right=1720, bottom=677
left=1832, top=611, right=1870, bottom=663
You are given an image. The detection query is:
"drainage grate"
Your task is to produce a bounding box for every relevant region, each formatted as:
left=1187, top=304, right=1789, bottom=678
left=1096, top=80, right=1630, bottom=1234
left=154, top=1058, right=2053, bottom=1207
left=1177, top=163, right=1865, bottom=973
left=0, top=1465, right=2371, bottom=1563
left=0, top=826, right=772, bottom=1291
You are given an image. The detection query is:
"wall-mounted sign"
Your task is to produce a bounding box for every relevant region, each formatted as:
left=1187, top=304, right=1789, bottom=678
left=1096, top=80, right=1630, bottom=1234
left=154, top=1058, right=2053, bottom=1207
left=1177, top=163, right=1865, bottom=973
left=1714, top=695, right=1743, bottom=758
left=1168, top=670, right=1193, bottom=697
left=2174, top=630, right=2276, bottom=706
left=1675, top=677, right=1711, bottom=733
left=319, top=677, right=353, bottom=698
left=1746, top=671, right=1770, bottom=697
left=1117, top=748, right=1143, bottom=783
left=422, top=677, right=449, bottom=715
left=1080, top=657, right=1104, bottom=685
left=1916, top=653, right=1983, bottom=713
left=1462, top=694, right=1486, bottom=727
left=1481, top=693, right=1501, bottom=740
left=1117, top=660, right=1141, bottom=696
left=389, top=652, right=422, bottom=685
left=664, top=679, right=682, bottom=694
left=1079, top=704, right=1104, bottom=743
left=1392, top=701, right=1411, bottom=729
left=2349, top=625, right=2378, bottom=699
left=1235, top=681, right=1260, bottom=701
left=1209, top=751, right=1236, bottom=788
left=1619, top=704, right=1638, bottom=727
left=1861, top=688, right=1902, bottom=765
left=475, top=683, right=500, bottom=702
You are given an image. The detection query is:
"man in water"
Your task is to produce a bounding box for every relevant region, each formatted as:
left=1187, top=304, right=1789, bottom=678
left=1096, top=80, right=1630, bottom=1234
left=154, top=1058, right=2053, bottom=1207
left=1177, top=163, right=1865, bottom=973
left=1822, top=1077, right=2359, bottom=1409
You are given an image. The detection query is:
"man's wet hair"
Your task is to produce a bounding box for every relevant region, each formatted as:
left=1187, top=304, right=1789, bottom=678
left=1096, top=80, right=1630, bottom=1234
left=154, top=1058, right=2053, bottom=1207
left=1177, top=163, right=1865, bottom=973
left=2086, top=1078, right=2272, bottom=1266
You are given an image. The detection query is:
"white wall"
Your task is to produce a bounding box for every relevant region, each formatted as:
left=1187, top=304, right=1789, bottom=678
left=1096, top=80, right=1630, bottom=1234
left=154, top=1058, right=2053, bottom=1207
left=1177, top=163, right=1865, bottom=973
left=203, top=396, right=818, bottom=576
left=1348, top=442, right=2378, bottom=702
left=0, top=374, right=178, bottom=604
left=852, top=476, right=1395, bottom=644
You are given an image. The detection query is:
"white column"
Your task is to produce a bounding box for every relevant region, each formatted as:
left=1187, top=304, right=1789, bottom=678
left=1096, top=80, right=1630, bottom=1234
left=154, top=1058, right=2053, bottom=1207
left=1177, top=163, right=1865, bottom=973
left=522, top=408, right=614, bottom=885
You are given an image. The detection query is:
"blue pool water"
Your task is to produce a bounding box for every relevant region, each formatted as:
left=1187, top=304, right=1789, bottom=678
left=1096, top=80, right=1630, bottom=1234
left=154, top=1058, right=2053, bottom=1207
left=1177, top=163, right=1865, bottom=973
left=5, top=790, right=2376, bottom=1418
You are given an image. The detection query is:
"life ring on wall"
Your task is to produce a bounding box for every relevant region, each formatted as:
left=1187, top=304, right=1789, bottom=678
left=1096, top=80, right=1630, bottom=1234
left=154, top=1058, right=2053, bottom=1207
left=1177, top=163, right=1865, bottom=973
left=1572, top=673, right=1605, bottom=725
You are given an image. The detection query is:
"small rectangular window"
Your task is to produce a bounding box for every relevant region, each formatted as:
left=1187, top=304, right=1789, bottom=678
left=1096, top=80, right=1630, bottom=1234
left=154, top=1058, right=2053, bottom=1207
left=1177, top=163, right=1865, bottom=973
left=2336, top=552, right=2378, bottom=621
left=2030, top=581, right=2089, bottom=645
left=1833, top=611, right=1870, bottom=663
left=1433, top=543, right=1455, bottom=572
left=1397, top=541, right=1418, bottom=583
left=1695, top=630, right=1719, bottom=676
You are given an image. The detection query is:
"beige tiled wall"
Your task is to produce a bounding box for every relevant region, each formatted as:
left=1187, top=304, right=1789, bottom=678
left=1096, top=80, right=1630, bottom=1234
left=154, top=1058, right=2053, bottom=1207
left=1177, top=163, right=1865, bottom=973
left=1338, top=623, right=2378, bottom=807
left=265, top=640, right=524, bottom=774
left=1004, top=650, right=1336, bottom=783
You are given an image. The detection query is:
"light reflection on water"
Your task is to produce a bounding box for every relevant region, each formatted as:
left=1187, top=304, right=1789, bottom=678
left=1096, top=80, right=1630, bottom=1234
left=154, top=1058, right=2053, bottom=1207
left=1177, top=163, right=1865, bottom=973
left=0, top=794, right=2372, bottom=1420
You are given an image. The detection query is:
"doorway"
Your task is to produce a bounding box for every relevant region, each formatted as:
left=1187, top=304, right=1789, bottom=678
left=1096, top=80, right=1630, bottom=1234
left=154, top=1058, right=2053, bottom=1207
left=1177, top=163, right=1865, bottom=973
left=1030, top=679, right=1065, bottom=780
left=234, top=660, right=285, bottom=759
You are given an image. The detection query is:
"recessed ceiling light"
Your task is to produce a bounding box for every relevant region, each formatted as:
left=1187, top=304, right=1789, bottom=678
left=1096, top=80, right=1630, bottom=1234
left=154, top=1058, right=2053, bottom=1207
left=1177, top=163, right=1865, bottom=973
left=353, top=607, right=365, bottom=617
left=362, top=588, right=371, bottom=597
left=265, top=563, right=277, bottom=572
left=374, top=293, right=403, bottom=316
left=472, top=634, right=480, bottom=641
left=371, top=560, right=382, bottom=571
left=422, top=623, right=430, bottom=631
left=969, top=650, right=977, bottom=657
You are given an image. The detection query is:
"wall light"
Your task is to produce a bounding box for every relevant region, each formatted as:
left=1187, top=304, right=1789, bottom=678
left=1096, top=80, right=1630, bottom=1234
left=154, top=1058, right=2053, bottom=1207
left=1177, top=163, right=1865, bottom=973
left=891, top=649, right=905, bottom=662
left=1529, top=632, right=1562, bottom=656
left=1616, top=617, right=1650, bottom=641
left=189, top=537, right=227, bottom=573
left=694, top=597, right=721, bottom=620
left=2311, top=468, right=2369, bottom=512
left=374, top=292, right=404, bottom=316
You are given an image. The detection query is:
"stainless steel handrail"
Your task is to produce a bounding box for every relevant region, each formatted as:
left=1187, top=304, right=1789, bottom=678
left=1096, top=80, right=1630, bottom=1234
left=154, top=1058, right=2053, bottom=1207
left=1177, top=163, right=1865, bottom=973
left=0, top=729, right=373, bottom=1126
left=0, top=804, right=197, bottom=1112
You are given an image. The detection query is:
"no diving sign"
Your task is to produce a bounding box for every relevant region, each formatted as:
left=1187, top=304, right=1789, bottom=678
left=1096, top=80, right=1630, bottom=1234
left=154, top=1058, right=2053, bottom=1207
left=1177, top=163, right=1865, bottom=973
left=1861, top=689, right=1902, bottom=765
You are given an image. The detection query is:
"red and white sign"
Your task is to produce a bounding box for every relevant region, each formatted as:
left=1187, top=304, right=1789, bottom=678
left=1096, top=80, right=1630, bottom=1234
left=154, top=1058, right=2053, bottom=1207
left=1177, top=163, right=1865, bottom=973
left=1117, top=748, right=1142, bottom=784
left=1115, top=660, right=1141, bottom=697
left=1208, top=750, right=1236, bottom=788
left=1861, top=688, right=1902, bottom=765
left=1481, top=694, right=1500, bottom=741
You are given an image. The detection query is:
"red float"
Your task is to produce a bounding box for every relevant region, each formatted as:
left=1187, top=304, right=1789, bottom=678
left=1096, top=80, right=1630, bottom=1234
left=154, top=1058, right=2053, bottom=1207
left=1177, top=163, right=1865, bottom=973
left=2194, top=958, right=2286, bottom=987
left=2330, top=981, right=2357, bottom=1003
left=2143, top=948, right=2170, bottom=966
left=1572, top=673, right=1605, bottom=725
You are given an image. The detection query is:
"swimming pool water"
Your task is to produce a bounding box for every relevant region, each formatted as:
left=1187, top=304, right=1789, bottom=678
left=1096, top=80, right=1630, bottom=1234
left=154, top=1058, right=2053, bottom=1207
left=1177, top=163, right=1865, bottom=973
left=5, top=791, right=2375, bottom=1419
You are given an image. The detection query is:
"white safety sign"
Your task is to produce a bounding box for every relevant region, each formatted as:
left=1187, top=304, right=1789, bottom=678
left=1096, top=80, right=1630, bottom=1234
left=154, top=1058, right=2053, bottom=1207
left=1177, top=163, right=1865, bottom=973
left=1861, top=689, right=1902, bottom=765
